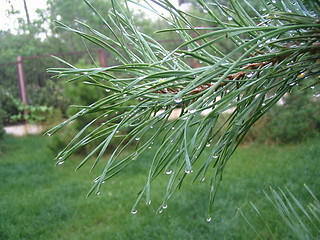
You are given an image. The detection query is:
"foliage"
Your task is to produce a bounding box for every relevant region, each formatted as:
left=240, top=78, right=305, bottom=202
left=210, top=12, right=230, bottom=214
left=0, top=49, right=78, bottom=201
left=49, top=64, right=140, bottom=155
left=0, top=86, right=21, bottom=123
left=240, top=185, right=320, bottom=240
left=10, top=104, right=54, bottom=124
left=48, top=73, right=106, bottom=155
left=0, top=0, right=169, bottom=114
left=0, top=108, right=5, bottom=140
left=0, top=31, right=46, bottom=63
left=247, top=88, right=320, bottom=143
left=0, top=86, right=53, bottom=124
left=47, top=0, right=320, bottom=218
left=267, top=90, right=320, bottom=143
left=26, top=83, right=69, bottom=116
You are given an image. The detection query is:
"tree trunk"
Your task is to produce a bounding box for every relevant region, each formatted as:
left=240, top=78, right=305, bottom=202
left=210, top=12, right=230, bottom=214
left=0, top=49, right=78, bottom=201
left=23, top=0, right=31, bottom=26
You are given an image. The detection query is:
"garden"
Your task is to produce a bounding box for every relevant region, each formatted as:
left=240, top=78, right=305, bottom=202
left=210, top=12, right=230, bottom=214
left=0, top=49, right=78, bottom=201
left=0, top=0, right=319, bottom=239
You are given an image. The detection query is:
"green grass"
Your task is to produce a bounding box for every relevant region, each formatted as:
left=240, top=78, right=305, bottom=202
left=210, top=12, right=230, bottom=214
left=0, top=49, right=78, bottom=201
left=0, top=135, right=319, bottom=239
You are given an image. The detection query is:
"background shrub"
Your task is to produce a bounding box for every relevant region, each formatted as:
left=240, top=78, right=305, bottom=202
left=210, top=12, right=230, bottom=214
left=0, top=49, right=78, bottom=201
left=0, top=85, right=54, bottom=124
left=0, top=108, right=5, bottom=140
left=247, top=89, right=320, bottom=144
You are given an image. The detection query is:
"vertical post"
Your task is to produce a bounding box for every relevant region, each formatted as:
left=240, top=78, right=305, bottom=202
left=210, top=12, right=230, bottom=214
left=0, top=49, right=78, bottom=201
left=17, top=55, right=28, bottom=106
left=99, top=49, right=107, bottom=67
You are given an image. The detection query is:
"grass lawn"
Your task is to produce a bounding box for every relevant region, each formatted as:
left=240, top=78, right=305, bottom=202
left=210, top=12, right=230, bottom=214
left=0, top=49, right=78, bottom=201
left=0, top=134, right=319, bottom=239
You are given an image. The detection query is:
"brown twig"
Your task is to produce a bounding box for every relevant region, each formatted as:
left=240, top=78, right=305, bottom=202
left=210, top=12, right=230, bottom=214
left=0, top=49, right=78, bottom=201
left=149, top=41, right=319, bottom=97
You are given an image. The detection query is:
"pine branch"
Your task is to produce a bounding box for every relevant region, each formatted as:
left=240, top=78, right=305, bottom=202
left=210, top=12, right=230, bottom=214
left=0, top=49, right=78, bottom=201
left=47, top=0, right=320, bottom=219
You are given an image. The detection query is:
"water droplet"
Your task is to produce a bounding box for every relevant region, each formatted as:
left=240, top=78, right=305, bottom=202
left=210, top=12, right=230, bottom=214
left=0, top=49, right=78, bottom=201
left=188, top=109, right=196, bottom=114
left=148, top=146, right=152, bottom=149
left=104, top=114, right=108, bottom=117
left=170, top=139, right=174, bottom=143
left=105, top=89, right=110, bottom=92
left=46, top=133, right=52, bottom=136
left=162, top=204, right=168, bottom=209
left=150, top=126, right=153, bottom=129
left=262, top=8, right=266, bottom=11
left=171, top=127, right=175, bottom=130
left=298, top=72, right=306, bottom=78
left=97, top=192, right=101, bottom=196
left=131, top=210, right=138, bottom=215
left=58, top=156, right=63, bottom=160
left=228, top=16, right=233, bottom=21
left=288, top=9, right=292, bottom=13
left=135, top=137, right=140, bottom=141
left=311, top=86, right=315, bottom=89
left=58, top=161, right=64, bottom=165
left=272, top=0, right=276, bottom=3
left=313, top=94, right=320, bottom=98
left=166, top=170, right=172, bottom=175
left=185, top=169, right=193, bottom=174
left=93, top=177, right=99, bottom=183
left=266, top=39, right=271, bottom=44
left=206, top=143, right=210, bottom=147
left=213, top=155, right=218, bottom=159
left=174, top=98, right=182, bottom=103
left=289, top=82, right=295, bottom=86
left=247, top=73, right=254, bottom=78
left=203, top=9, right=208, bottom=13
left=158, top=209, right=163, bottom=214
left=123, top=94, right=127, bottom=97
left=116, top=131, right=119, bottom=133
left=200, top=177, right=205, bottom=182
left=259, top=43, right=264, bottom=48
left=146, top=200, right=151, bottom=206
left=206, top=216, right=212, bottom=222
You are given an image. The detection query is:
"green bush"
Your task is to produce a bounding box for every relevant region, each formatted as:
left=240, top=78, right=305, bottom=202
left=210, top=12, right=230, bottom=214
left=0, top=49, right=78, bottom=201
left=0, top=86, right=20, bottom=124
left=0, top=108, right=5, bottom=139
left=27, top=82, right=69, bottom=117
left=247, top=89, right=320, bottom=144
left=48, top=78, right=107, bottom=155
left=0, top=85, right=54, bottom=124
left=49, top=65, right=140, bottom=155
